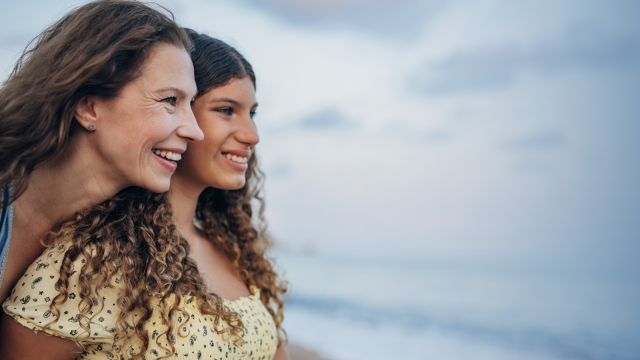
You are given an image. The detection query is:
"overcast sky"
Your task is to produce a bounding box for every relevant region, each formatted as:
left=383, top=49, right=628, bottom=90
left=1, top=0, right=639, bottom=268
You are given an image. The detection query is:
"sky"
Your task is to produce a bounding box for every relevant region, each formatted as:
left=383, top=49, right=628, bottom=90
left=1, top=0, right=638, bottom=269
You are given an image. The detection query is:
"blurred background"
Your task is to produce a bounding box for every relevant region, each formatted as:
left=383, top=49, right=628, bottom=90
left=1, top=0, right=639, bottom=359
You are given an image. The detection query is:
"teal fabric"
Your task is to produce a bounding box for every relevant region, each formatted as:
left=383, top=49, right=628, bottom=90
left=0, top=184, right=13, bottom=287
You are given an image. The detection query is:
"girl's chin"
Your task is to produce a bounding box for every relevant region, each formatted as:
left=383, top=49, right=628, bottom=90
left=210, top=176, right=246, bottom=191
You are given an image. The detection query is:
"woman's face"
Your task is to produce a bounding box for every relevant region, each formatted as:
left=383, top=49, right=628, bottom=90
left=175, top=77, right=259, bottom=191
left=88, top=44, right=203, bottom=193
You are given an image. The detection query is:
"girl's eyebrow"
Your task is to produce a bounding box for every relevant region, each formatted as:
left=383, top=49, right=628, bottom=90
left=208, top=97, right=240, bottom=105
left=209, top=98, right=259, bottom=108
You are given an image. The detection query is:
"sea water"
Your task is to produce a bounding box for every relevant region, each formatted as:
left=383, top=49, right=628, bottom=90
left=275, top=251, right=640, bottom=360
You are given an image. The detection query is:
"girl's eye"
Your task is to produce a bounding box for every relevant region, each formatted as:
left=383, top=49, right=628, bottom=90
left=163, top=96, right=177, bottom=106
left=250, top=111, right=257, bottom=119
left=218, top=107, right=233, bottom=116
left=190, top=100, right=195, bottom=107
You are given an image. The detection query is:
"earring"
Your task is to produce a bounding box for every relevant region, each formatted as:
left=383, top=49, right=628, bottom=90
left=88, top=124, right=95, bottom=131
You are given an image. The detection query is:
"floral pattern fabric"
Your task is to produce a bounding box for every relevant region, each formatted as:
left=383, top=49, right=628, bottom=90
left=3, top=240, right=278, bottom=360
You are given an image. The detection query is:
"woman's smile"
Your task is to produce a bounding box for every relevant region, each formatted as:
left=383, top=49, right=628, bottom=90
left=152, top=148, right=185, bottom=171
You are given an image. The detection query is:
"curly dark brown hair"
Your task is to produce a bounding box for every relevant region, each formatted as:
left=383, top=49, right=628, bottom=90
left=195, top=155, right=288, bottom=345
left=186, top=28, right=288, bottom=346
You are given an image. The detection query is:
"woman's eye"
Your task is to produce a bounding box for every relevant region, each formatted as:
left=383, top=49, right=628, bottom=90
left=162, top=96, right=177, bottom=106
left=190, top=100, right=195, bottom=107
left=250, top=111, right=257, bottom=119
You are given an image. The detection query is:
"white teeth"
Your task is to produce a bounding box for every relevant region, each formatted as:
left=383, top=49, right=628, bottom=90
left=153, top=149, right=181, bottom=162
left=224, top=153, right=248, bottom=164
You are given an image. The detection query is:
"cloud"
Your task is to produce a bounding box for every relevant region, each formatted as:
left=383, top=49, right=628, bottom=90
left=402, top=129, right=454, bottom=144
left=297, top=107, right=355, bottom=130
left=378, top=121, right=454, bottom=144
left=236, top=0, right=446, bottom=39
left=264, top=161, right=293, bottom=179
left=261, top=107, right=356, bottom=137
left=0, top=33, right=30, bottom=49
left=411, top=33, right=640, bottom=95
left=501, top=131, right=565, bottom=151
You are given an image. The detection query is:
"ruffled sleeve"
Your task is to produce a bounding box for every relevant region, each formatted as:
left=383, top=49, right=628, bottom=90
left=2, top=240, right=124, bottom=347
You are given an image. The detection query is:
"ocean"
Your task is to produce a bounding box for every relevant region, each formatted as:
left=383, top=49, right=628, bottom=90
left=275, top=251, right=640, bottom=360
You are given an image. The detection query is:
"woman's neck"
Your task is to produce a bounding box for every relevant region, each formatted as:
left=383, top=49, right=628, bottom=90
left=15, top=135, right=125, bottom=229
left=0, top=134, right=130, bottom=304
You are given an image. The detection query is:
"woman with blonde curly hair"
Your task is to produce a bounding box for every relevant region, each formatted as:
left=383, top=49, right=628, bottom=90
left=0, top=0, right=202, bottom=319
left=1, top=29, right=289, bottom=360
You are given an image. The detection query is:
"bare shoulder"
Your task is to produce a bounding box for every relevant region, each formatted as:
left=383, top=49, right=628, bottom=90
left=0, top=312, right=81, bottom=360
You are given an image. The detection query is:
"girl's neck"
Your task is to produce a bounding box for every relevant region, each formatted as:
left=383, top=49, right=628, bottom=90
left=167, top=174, right=207, bottom=243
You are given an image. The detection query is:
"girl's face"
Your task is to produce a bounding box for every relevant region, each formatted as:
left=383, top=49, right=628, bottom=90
left=175, top=77, right=259, bottom=191
left=86, top=44, right=204, bottom=193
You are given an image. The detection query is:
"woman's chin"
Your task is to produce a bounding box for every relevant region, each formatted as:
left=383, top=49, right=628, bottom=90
left=140, top=177, right=172, bottom=194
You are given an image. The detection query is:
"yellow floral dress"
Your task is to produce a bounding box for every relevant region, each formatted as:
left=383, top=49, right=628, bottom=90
left=3, top=240, right=278, bottom=360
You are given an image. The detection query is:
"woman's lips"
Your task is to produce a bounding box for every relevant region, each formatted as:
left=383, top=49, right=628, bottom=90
left=152, top=148, right=184, bottom=172
left=152, top=152, right=177, bottom=172
left=153, top=149, right=182, bottom=161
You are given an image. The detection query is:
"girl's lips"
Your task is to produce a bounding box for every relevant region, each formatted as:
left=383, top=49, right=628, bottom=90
left=153, top=152, right=178, bottom=172
left=221, top=149, right=251, bottom=158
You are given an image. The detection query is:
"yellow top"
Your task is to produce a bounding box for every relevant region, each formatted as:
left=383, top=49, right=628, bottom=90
left=3, top=240, right=278, bottom=360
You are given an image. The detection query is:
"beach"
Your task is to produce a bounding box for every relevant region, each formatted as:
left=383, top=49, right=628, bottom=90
left=287, top=344, right=332, bottom=360
left=277, top=251, right=640, bottom=360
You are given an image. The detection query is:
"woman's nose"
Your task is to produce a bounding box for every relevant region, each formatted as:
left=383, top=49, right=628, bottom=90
left=177, top=107, right=205, bottom=142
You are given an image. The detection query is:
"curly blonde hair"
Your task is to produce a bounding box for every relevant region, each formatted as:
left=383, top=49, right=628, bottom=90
left=42, top=28, right=288, bottom=360
left=45, top=187, right=245, bottom=359
left=44, top=159, right=288, bottom=359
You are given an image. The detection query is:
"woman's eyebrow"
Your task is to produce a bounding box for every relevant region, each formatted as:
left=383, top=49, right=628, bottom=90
left=156, top=86, right=189, bottom=97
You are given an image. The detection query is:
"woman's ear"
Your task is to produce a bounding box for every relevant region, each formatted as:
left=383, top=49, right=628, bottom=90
left=75, top=97, right=98, bottom=131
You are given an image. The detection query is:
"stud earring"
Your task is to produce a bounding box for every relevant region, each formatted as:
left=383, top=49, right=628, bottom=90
left=88, top=124, right=95, bottom=131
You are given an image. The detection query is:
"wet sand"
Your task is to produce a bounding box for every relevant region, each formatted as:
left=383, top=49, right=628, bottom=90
left=287, top=344, right=333, bottom=360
